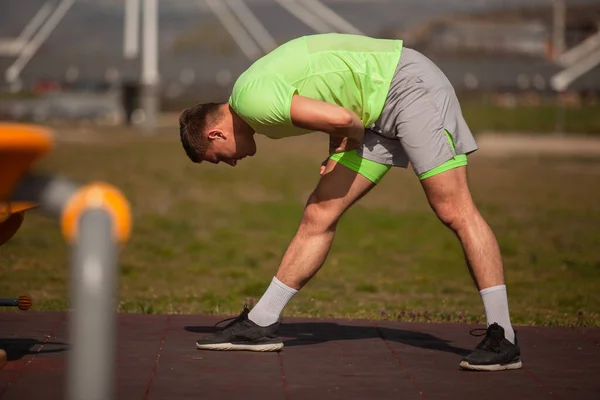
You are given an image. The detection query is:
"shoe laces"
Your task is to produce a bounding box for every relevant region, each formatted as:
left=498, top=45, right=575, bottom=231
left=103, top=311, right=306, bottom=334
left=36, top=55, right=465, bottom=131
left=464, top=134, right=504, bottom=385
left=214, top=304, right=251, bottom=331
left=469, top=323, right=504, bottom=351
left=469, top=327, right=489, bottom=337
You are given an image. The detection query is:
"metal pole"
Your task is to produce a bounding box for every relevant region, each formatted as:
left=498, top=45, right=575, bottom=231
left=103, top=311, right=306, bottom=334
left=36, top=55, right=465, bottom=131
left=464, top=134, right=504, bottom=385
left=141, top=0, right=159, bottom=134
left=301, top=0, right=363, bottom=35
left=10, top=175, right=79, bottom=218
left=13, top=1, right=55, bottom=54
left=5, top=0, right=75, bottom=83
left=124, top=0, right=140, bottom=59
left=551, top=47, right=600, bottom=91
left=66, top=209, right=118, bottom=400
left=555, top=101, right=566, bottom=134
left=274, top=0, right=332, bottom=34
left=552, top=0, right=566, bottom=60
left=205, top=0, right=262, bottom=61
left=225, top=0, right=278, bottom=54
left=556, top=31, right=600, bottom=67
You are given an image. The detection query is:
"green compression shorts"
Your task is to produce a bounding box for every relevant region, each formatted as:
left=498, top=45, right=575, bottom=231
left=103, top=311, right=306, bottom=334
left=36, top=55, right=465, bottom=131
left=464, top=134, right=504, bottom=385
left=329, top=130, right=468, bottom=184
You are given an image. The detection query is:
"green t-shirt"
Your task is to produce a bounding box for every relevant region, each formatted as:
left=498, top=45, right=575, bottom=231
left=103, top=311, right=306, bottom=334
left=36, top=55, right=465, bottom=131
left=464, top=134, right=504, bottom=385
left=229, top=33, right=403, bottom=139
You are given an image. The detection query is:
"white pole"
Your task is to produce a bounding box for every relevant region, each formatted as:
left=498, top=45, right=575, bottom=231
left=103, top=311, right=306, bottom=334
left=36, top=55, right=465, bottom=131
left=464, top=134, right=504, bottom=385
left=301, top=0, right=363, bottom=35
left=205, top=0, right=262, bottom=61
left=141, top=0, right=159, bottom=134
left=556, top=31, right=600, bottom=67
left=15, top=1, right=54, bottom=53
left=5, top=0, right=75, bottom=83
left=124, top=0, right=140, bottom=59
left=552, top=0, right=566, bottom=60
left=274, top=0, right=332, bottom=34
left=551, top=47, right=600, bottom=92
left=142, top=0, right=158, bottom=88
left=225, top=0, right=278, bottom=54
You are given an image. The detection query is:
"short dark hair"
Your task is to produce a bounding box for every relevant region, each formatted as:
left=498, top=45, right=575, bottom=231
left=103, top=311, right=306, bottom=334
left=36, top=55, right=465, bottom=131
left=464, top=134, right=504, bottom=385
left=179, top=102, right=225, bottom=162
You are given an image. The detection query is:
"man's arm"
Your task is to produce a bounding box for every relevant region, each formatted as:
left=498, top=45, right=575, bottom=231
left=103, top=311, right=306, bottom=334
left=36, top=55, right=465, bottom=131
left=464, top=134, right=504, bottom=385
left=289, top=95, right=365, bottom=148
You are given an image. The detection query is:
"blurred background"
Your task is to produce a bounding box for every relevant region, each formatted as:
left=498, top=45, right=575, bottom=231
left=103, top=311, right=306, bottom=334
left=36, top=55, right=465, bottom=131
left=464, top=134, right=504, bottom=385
left=1, top=0, right=599, bottom=324
left=1, top=0, right=599, bottom=132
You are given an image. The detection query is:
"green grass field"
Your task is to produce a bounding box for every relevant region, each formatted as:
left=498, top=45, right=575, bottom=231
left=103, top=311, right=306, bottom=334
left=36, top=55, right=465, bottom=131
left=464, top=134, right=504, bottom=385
left=461, top=103, right=600, bottom=134
left=1, top=127, right=599, bottom=327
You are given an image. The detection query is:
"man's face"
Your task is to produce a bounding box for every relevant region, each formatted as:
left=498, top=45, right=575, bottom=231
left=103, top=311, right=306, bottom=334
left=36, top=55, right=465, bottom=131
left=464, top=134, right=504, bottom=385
left=203, top=127, right=257, bottom=166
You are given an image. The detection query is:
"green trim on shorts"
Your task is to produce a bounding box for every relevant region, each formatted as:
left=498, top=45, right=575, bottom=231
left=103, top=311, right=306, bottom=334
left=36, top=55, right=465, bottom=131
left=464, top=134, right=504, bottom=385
left=418, top=130, right=468, bottom=181
left=329, top=150, right=391, bottom=184
left=418, top=154, right=467, bottom=180
left=330, top=130, right=468, bottom=183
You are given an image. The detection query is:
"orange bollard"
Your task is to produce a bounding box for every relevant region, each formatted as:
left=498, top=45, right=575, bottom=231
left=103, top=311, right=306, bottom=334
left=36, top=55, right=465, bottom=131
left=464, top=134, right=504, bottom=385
left=0, top=123, right=52, bottom=201
left=61, top=182, right=132, bottom=244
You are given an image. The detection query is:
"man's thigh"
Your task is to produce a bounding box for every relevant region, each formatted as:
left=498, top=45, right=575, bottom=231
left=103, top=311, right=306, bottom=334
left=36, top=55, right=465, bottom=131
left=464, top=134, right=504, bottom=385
left=315, top=153, right=382, bottom=214
left=419, top=165, right=476, bottom=216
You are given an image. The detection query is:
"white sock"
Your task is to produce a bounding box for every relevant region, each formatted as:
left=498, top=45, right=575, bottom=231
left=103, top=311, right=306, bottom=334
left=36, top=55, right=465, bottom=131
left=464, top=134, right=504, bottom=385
left=480, top=284, right=515, bottom=344
left=248, top=277, right=298, bottom=327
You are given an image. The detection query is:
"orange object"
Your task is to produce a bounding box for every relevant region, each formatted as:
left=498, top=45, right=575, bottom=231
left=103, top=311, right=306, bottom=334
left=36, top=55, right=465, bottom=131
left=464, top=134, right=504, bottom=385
left=61, top=182, right=132, bottom=244
left=0, top=123, right=53, bottom=202
left=0, top=212, right=25, bottom=247
left=0, top=202, right=38, bottom=221
left=17, top=295, right=33, bottom=311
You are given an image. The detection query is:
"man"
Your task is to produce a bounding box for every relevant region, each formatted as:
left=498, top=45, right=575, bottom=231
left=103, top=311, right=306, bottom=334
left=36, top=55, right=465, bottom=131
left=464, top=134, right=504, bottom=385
left=179, top=33, right=521, bottom=371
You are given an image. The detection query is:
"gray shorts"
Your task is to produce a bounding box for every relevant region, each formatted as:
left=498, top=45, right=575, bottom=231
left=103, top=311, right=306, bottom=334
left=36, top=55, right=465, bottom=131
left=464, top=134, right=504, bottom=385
left=358, top=47, right=479, bottom=175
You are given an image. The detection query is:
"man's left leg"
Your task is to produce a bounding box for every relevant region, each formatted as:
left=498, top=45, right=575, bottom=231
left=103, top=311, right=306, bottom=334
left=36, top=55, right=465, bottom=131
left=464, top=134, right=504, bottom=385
left=419, top=160, right=521, bottom=371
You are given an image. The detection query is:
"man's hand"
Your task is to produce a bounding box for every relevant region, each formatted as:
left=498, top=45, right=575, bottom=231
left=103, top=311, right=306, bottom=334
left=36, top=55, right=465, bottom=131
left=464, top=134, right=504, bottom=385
left=329, top=136, right=361, bottom=153
left=320, top=136, right=361, bottom=175
left=320, top=159, right=328, bottom=176
left=289, top=95, right=365, bottom=176
left=320, top=135, right=364, bottom=176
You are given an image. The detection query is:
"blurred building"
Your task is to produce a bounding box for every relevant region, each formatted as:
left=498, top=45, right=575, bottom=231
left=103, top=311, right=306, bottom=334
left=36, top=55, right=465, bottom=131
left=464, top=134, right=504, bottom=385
left=1, top=0, right=599, bottom=124
left=382, top=2, right=600, bottom=96
left=392, top=19, right=549, bottom=58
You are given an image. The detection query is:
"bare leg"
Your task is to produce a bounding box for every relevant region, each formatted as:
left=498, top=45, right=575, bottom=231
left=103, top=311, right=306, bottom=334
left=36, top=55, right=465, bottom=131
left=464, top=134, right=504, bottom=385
left=246, top=159, right=376, bottom=327
left=420, top=165, right=515, bottom=347
left=420, top=166, right=504, bottom=289
left=275, top=159, right=377, bottom=290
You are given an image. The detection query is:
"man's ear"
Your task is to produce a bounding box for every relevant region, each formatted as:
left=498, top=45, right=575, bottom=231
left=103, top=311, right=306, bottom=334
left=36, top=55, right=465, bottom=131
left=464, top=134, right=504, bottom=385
left=207, top=129, right=225, bottom=141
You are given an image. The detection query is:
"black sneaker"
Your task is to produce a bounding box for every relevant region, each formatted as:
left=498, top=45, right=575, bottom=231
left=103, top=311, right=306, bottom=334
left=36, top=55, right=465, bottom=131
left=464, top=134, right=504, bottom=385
left=196, top=305, right=283, bottom=352
left=459, top=323, right=522, bottom=371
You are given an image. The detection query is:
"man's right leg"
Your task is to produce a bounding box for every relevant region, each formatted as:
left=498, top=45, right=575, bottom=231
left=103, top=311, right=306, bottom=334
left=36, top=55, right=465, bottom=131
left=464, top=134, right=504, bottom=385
left=248, top=152, right=386, bottom=326
left=196, top=151, right=390, bottom=351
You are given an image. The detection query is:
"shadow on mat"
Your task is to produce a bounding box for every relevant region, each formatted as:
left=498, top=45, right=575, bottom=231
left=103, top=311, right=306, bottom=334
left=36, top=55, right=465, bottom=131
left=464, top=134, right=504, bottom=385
left=184, top=322, right=469, bottom=356
left=0, top=338, right=68, bottom=361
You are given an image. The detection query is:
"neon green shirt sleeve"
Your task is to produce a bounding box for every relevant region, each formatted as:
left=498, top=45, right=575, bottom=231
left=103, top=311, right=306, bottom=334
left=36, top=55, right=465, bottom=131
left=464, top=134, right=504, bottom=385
left=229, top=75, right=298, bottom=128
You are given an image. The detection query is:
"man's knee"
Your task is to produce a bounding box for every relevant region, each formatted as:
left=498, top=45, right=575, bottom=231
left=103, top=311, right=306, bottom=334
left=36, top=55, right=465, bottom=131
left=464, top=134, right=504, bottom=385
left=421, top=166, right=476, bottom=231
left=301, top=191, right=343, bottom=233
left=431, top=199, right=468, bottom=231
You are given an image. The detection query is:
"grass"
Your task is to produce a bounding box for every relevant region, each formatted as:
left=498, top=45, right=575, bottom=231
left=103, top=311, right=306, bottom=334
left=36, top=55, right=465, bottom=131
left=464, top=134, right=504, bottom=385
left=0, top=126, right=599, bottom=327
left=166, top=97, right=600, bottom=135
left=460, top=103, right=600, bottom=135
left=9, top=92, right=599, bottom=134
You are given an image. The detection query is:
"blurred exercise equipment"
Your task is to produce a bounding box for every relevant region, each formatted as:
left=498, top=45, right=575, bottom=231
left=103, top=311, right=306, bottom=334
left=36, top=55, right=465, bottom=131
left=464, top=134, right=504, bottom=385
left=0, top=123, right=131, bottom=400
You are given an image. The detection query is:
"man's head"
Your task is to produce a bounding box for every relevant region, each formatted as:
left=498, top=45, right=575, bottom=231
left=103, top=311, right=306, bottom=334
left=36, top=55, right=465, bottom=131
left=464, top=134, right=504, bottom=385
left=179, top=103, right=256, bottom=166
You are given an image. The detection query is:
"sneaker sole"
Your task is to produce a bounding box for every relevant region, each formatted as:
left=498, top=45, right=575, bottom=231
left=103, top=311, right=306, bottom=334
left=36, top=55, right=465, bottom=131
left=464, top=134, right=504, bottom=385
left=196, top=342, right=283, bottom=352
left=459, top=359, right=522, bottom=371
